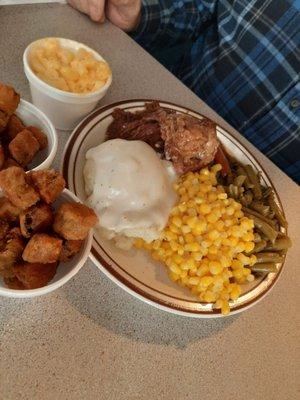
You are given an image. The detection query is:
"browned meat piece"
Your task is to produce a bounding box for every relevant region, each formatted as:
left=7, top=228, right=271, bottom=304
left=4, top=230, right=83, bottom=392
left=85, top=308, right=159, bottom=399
left=59, top=239, right=83, bottom=262
left=0, top=84, right=20, bottom=133
left=0, top=220, right=9, bottom=241
left=106, top=102, right=170, bottom=152
left=53, top=202, right=98, bottom=240
left=22, top=233, right=62, bottom=264
left=1, top=157, right=21, bottom=170
left=9, top=129, right=40, bottom=167
left=28, top=170, right=65, bottom=204
left=27, top=126, right=48, bottom=150
left=4, top=114, right=25, bottom=141
left=160, top=114, right=219, bottom=174
left=0, top=167, right=40, bottom=209
left=0, top=197, right=21, bottom=222
left=3, top=276, right=26, bottom=290
left=0, top=144, right=5, bottom=170
left=13, top=261, right=58, bottom=289
left=19, top=202, right=54, bottom=238
left=0, top=227, right=25, bottom=278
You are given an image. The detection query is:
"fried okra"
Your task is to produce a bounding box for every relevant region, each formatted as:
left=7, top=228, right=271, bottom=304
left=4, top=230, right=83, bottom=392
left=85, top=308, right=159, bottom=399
left=2, top=157, right=21, bottom=170
left=0, top=166, right=40, bottom=209
left=0, top=228, right=24, bottom=278
left=19, top=203, right=53, bottom=238
left=13, top=261, right=58, bottom=289
left=53, top=202, right=98, bottom=240
left=22, top=233, right=62, bottom=264
left=0, top=220, right=9, bottom=241
left=28, top=170, right=65, bottom=204
left=0, top=197, right=21, bottom=222
left=27, top=126, right=48, bottom=150
left=59, top=239, right=83, bottom=262
left=0, top=83, right=20, bottom=133
left=9, top=129, right=40, bottom=167
left=5, top=114, right=25, bottom=141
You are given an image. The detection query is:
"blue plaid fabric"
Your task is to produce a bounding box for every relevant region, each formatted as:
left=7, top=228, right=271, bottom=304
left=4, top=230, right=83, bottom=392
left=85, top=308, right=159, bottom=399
left=132, top=0, right=300, bottom=183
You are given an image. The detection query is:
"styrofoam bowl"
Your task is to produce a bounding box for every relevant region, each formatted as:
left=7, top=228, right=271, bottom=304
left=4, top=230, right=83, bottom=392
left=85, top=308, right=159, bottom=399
left=23, top=37, right=112, bottom=130
left=16, top=99, right=58, bottom=171
left=0, top=189, right=93, bottom=298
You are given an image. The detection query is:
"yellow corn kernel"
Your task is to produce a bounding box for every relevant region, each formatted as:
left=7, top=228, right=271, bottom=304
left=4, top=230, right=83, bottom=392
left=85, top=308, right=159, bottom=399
left=209, top=261, right=223, bottom=275
left=208, top=229, right=220, bottom=241
left=169, top=272, right=180, bottom=282
left=231, top=259, right=243, bottom=270
left=249, top=254, right=257, bottom=266
left=247, top=274, right=255, bottom=282
left=221, top=301, right=230, bottom=315
left=181, top=225, right=191, bottom=234
left=232, top=269, right=244, bottom=280
left=208, top=245, right=218, bottom=255
left=169, top=263, right=181, bottom=275
left=192, top=220, right=207, bottom=235
left=199, top=276, right=214, bottom=288
left=211, top=164, right=222, bottom=173
left=237, top=253, right=251, bottom=265
left=207, top=213, right=219, bottom=223
left=178, top=203, right=187, bottom=212
left=169, top=224, right=180, bottom=234
left=242, top=231, right=255, bottom=242
left=182, top=233, right=193, bottom=244
left=185, top=242, right=201, bottom=252
left=204, top=291, right=216, bottom=303
left=244, top=241, right=255, bottom=253
left=192, top=252, right=203, bottom=262
left=241, top=217, right=254, bottom=230
left=199, top=203, right=211, bottom=215
left=189, top=277, right=200, bottom=285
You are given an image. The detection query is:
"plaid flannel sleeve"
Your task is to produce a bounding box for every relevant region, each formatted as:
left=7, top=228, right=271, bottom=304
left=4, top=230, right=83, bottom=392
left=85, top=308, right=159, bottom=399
left=132, top=0, right=217, bottom=50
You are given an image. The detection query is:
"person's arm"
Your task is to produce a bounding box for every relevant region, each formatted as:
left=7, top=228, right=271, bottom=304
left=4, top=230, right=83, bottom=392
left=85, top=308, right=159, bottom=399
left=132, top=0, right=218, bottom=51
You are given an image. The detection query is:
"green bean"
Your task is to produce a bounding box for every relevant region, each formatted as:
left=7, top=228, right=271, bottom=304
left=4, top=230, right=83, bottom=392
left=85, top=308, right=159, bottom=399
left=245, top=164, right=262, bottom=199
left=262, top=187, right=272, bottom=198
left=268, top=193, right=287, bottom=228
left=233, top=175, right=246, bottom=187
left=251, top=240, right=267, bottom=253
left=240, top=191, right=253, bottom=206
left=254, top=232, right=262, bottom=243
left=243, top=207, right=277, bottom=228
left=250, top=263, right=278, bottom=273
left=265, top=237, right=292, bottom=251
left=228, top=184, right=239, bottom=198
left=236, top=166, right=254, bottom=189
left=250, top=202, right=270, bottom=216
left=248, top=214, right=278, bottom=243
left=254, top=252, right=284, bottom=263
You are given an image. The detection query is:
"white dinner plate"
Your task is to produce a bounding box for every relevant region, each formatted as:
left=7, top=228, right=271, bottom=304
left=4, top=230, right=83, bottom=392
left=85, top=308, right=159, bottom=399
left=62, top=100, right=286, bottom=317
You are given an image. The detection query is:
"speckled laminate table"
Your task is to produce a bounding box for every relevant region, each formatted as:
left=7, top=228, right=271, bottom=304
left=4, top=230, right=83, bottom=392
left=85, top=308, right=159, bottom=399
left=0, top=4, right=300, bottom=400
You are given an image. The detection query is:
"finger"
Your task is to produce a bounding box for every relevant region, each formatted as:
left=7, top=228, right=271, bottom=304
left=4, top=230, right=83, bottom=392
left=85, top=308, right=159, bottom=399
left=89, top=0, right=105, bottom=22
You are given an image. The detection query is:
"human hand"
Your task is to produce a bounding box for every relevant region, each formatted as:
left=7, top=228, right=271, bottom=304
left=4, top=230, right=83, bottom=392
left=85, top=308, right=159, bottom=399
left=67, top=0, right=141, bottom=31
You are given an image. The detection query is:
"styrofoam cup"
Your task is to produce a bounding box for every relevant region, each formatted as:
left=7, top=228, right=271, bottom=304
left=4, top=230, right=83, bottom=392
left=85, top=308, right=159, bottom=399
left=23, top=38, right=112, bottom=131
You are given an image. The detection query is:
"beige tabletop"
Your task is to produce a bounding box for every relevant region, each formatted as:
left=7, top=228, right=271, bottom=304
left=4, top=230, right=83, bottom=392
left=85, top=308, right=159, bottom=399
left=0, top=3, right=300, bottom=400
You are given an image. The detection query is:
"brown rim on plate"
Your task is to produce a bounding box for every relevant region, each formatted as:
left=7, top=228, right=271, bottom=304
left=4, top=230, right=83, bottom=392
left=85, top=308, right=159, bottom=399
left=62, top=99, right=287, bottom=316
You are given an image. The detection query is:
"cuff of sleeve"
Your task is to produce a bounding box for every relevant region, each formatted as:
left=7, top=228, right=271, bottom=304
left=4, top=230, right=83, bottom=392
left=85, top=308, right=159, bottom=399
left=130, top=2, right=149, bottom=41
left=130, top=1, right=162, bottom=46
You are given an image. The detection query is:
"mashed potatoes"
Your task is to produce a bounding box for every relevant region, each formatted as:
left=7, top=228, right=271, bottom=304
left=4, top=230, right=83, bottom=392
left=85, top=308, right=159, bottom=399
left=29, top=38, right=111, bottom=94
left=84, top=139, right=176, bottom=248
